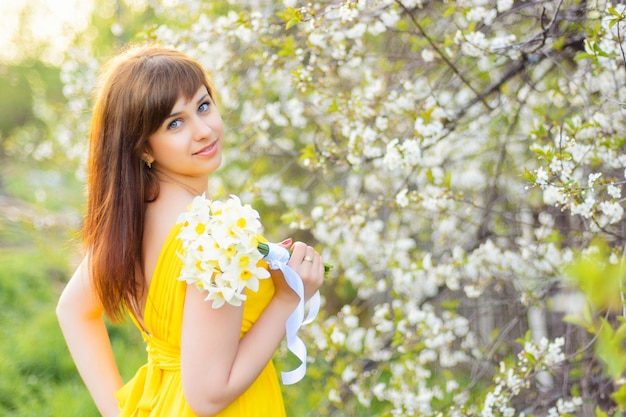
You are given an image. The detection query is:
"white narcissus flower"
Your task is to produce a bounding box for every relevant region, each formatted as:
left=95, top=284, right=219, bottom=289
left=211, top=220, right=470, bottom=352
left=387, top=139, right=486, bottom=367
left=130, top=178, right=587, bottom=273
left=176, top=195, right=270, bottom=308
left=211, top=195, right=263, bottom=241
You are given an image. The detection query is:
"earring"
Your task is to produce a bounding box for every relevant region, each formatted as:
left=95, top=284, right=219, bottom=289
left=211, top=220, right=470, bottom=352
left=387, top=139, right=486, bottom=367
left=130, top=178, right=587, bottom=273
left=145, top=159, right=152, bottom=169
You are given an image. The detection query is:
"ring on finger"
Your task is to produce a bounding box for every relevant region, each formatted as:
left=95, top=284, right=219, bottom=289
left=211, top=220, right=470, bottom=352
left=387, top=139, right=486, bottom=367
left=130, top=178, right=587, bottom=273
left=303, top=256, right=313, bottom=262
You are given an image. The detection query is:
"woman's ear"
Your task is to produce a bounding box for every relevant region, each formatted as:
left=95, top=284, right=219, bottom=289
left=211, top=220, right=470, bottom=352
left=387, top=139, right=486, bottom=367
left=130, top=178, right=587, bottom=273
left=142, top=152, right=155, bottom=168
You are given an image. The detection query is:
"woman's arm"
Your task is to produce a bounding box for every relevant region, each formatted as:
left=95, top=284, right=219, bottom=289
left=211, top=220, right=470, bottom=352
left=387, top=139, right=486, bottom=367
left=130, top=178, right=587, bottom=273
left=56, top=256, right=123, bottom=417
left=181, top=242, right=324, bottom=417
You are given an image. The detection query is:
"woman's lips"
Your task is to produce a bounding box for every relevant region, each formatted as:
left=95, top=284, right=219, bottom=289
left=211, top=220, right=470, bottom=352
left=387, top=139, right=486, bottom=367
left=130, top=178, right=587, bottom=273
left=193, top=141, right=217, bottom=156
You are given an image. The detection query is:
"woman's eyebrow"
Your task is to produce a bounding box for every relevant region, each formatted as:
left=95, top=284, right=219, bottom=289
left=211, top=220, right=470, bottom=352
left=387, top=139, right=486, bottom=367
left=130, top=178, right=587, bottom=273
left=197, top=93, right=209, bottom=102
left=165, top=110, right=182, bottom=120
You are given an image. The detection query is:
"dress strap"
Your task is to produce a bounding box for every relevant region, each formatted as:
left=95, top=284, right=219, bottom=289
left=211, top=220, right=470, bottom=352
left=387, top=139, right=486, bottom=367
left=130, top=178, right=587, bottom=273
left=128, top=309, right=152, bottom=337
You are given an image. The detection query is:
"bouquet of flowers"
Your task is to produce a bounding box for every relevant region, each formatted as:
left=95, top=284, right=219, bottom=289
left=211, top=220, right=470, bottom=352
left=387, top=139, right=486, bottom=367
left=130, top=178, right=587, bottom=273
left=176, top=194, right=271, bottom=308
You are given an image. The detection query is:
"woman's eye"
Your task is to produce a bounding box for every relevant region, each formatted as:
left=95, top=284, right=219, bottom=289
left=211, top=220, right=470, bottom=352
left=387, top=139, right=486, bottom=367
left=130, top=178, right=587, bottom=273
left=198, top=102, right=210, bottom=113
left=168, top=119, right=182, bottom=130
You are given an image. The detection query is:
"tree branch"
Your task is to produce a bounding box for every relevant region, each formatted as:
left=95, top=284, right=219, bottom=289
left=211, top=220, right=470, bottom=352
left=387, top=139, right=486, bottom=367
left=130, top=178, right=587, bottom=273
left=395, top=0, right=493, bottom=112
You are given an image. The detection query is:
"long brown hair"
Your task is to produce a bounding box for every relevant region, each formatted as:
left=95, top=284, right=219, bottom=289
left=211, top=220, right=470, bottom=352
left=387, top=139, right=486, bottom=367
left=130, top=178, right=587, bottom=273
left=83, top=45, right=216, bottom=322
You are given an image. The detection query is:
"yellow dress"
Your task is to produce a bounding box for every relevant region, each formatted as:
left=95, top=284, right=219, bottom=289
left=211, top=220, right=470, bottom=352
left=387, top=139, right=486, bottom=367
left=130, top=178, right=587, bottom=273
left=115, top=224, right=286, bottom=416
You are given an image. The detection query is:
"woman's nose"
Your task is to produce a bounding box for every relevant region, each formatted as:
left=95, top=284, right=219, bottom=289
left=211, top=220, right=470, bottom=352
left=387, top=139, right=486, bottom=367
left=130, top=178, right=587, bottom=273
left=192, top=114, right=212, bottom=140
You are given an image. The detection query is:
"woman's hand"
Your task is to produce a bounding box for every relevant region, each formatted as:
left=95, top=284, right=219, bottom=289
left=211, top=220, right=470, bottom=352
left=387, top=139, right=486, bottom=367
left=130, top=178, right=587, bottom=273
left=271, top=239, right=324, bottom=303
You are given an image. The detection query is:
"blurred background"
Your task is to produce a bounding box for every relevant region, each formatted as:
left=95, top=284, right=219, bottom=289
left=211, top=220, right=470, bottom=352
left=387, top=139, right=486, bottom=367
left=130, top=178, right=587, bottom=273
left=4, top=1, right=626, bottom=416
left=0, top=1, right=144, bottom=415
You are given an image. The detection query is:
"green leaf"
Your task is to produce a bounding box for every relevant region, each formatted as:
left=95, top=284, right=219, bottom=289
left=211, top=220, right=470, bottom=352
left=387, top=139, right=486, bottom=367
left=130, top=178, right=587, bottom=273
left=595, top=406, right=609, bottom=417
left=426, top=168, right=434, bottom=183
left=516, top=330, right=532, bottom=345
left=574, top=52, right=593, bottom=61
left=612, top=383, right=626, bottom=409
left=544, top=231, right=562, bottom=244
left=566, top=239, right=625, bottom=312
left=327, top=98, right=340, bottom=114
left=520, top=167, right=536, bottom=183
left=583, top=302, right=595, bottom=332
left=282, top=6, right=302, bottom=30
left=524, top=351, right=537, bottom=363
left=443, top=6, right=456, bottom=17
left=299, top=144, right=317, bottom=164
left=615, top=317, right=626, bottom=339
left=552, top=36, right=566, bottom=51
left=596, top=318, right=626, bottom=380
left=440, top=299, right=460, bottom=311
left=286, top=18, right=300, bottom=30
left=277, top=36, right=296, bottom=57
left=563, top=312, right=596, bottom=334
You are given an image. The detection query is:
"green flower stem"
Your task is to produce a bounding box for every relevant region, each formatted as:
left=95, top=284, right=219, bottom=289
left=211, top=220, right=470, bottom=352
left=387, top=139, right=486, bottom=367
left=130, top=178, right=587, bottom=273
left=257, top=241, right=332, bottom=276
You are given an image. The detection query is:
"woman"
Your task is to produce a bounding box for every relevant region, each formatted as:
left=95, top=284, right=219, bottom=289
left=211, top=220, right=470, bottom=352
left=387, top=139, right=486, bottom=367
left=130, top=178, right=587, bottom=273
left=56, top=45, right=325, bottom=417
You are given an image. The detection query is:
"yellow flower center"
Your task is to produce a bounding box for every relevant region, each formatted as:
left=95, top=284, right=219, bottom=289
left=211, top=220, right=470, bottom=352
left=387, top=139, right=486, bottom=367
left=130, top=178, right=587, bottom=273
left=225, top=245, right=237, bottom=258
left=240, top=269, right=252, bottom=281
left=237, top=217, right=247, bottom=228
left=239, top=255, right=250, bottom=268
left=195, top=261, right=205, bottom=271
left=195, top=223, right=206, bottom=235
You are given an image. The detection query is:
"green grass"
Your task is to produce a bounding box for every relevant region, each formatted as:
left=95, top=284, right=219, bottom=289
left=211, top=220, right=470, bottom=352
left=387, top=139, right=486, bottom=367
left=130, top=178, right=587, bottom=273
left=0, top=226, right=144, bottom=417
left=0, top=243, right=87, bottom=417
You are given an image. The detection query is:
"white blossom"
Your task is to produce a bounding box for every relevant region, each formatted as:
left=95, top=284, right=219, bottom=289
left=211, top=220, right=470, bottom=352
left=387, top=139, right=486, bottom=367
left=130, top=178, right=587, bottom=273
left=396, top=188, right=410, bottom=208
left=497, top=0, right=514, bottom=12
left=599, top=200, right=624, bottom=224
left=607, top=183, right=622, bottom=199
left=457, top=30, right=488, bottom=57
left=588, top=172, right=602, bottom=187
left=421, top=48, right=435, bottom=63
left=535, top=167, right=548, bottom=185
left=341, top=365, right=357, bottom=382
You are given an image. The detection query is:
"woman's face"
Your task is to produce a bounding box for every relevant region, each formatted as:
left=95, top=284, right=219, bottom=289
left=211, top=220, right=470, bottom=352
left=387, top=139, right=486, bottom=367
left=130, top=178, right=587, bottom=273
left=146, top=86, right=224, bottom=185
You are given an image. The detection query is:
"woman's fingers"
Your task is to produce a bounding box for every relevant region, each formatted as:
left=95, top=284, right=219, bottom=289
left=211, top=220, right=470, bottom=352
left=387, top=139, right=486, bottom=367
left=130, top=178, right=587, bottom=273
left=286, top=242, right=324, bottom=301
left=288, top=242, right=315, bottom=268
left=289, top=241, right=306, bottom=260
left=278, top=238, right=292, bottom=249
left=302, top=246, right=316, bottom=266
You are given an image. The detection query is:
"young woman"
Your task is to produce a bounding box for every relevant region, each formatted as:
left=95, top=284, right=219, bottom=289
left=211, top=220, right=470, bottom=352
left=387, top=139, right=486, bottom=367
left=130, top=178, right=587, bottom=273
left=56, top=45, right=325, bottom=417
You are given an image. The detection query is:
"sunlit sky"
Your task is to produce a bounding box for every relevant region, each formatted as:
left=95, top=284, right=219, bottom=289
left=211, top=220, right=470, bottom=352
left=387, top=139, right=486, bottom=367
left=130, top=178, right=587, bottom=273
left=0, top=0, right=94, bottom=65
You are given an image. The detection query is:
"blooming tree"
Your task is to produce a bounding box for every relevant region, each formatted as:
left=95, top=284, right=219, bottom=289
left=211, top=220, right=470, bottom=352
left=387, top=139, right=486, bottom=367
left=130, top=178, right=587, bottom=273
left=52, top=0, right=626, bottom=415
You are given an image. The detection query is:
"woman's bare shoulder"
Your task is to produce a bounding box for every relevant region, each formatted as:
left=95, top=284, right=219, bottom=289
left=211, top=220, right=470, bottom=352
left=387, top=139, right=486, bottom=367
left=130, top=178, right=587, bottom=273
left=143, top=186, right=196, bottom=276
left=146, top=189, right=194, bottom=234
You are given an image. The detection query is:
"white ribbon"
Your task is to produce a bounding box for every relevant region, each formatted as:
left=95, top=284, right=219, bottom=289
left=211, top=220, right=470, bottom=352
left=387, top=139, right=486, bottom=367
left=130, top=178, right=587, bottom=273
left=263, top=242, right=320, bottom=385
